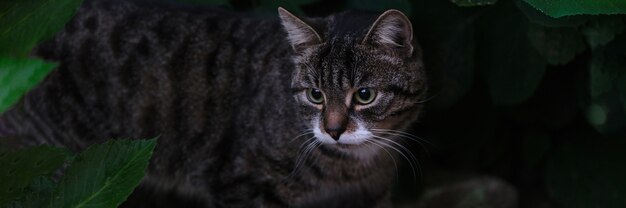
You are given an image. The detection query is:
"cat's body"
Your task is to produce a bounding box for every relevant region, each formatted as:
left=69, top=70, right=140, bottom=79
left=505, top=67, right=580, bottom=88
left=0, top=0, right=426, bottom=207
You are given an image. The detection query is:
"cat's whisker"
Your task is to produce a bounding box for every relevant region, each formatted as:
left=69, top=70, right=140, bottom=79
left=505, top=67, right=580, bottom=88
left=364, top=140, right=399, bottom=180
left=372, top=135, right=421, bottom=170
left=293, top=138, right=317, bottom=173
left=415, top=93, right=437, bottom=104
left=371, top=129, right=435, bottom=147
left=371, top=130, right=426, bottom=148
left=289, top=129, right=314, bottom=143
left=287, top=138, right=320, bottom=181
left=373, top=134, right=423, bottom=174
left=291, top=139, right=313, bottom=172
left=296, top=141, right=322, bottom=177
left=297, top=136, right=317, bottom=152
left=370, top=135, right=421, bottom=181
left=369, top=139, right=417, bottom=181
left=370, top=129, right=433, bottom=158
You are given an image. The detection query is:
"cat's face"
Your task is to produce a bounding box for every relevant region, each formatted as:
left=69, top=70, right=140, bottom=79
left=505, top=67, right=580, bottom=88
left=280, top=8, right=426, bottom=159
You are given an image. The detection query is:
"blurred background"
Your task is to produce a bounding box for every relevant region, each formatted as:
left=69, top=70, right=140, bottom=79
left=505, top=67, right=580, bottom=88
left=1, top=0, right=625, bottom=207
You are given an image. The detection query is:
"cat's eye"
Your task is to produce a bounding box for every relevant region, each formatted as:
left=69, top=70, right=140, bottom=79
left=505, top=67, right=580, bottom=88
left=354, top=88, right=376, bottom=104
left=306, top=88, right=324, bottom=104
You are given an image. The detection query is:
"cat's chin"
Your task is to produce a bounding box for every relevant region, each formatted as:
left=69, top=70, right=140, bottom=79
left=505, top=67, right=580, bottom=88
left=320, top=142, right=379, bottom=160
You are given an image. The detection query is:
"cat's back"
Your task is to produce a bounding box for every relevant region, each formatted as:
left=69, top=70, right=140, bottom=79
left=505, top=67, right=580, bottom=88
left=3, top=0, right=295, bottom=151
left=37, top=0, right=285, bottom=62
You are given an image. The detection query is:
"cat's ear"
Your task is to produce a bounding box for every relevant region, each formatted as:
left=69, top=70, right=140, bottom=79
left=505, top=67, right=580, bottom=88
left=362, top=9, right=414, bottom=55
left=278, top=7, right=323, bottom=53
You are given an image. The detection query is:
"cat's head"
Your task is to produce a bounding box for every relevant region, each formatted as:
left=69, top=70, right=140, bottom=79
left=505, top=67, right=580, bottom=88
left=279, top=8, right=427, bottom=159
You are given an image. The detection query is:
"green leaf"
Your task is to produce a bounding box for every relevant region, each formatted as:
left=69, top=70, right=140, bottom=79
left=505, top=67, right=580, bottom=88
left=8, top=177, right=57, bottom=208
left=527, top=24, right=587, bottom=65
left=546, top=139, right=626, bottom=208
left=523, top=0, right=626, bottom=18
left=347, top=0, right=412, bottom=16
left=50, top=139, right=156, bottom=208
left=0, top=146, right=68, bottom=205
left=0, top=57, right=56, bottom=114
left=478, top=1, right=547, bottom=105
left=516, top=0, right=587, bottom=28
left=581, top=16, right=626, bottom=49
left=451, top=0, right=497, bottom=7
left=0, top=0, right=84, bottom=57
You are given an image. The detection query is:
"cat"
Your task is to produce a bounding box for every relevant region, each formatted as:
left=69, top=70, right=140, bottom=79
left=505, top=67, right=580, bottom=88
left=0, top=0, right=427, bottom=207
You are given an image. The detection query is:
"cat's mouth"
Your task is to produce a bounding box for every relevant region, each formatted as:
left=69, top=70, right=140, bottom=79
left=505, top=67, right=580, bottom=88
left=317, top=138, right=380, bottom=160
left=311, top=134, right=376, bottom=160
left=312, top=123, right=373, bottom=146
left=313, top=132, right=371, bottom=146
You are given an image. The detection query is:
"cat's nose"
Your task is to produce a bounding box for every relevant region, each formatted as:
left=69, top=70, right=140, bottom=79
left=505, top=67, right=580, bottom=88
left=324, top=111, right=347, bottom=141
left=326, top=123, right=346, bottom=141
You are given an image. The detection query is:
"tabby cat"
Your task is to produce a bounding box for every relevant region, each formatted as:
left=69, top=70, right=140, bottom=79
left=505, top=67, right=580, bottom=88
left=0, top=0, right=427, bottom=207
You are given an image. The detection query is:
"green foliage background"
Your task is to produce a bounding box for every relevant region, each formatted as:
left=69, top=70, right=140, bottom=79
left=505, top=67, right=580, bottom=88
left=0, top=0, right=625, bottom=207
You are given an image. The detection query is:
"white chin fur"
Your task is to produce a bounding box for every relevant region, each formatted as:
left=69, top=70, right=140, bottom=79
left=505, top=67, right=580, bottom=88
left=312, top=117, right=372, bottom=145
